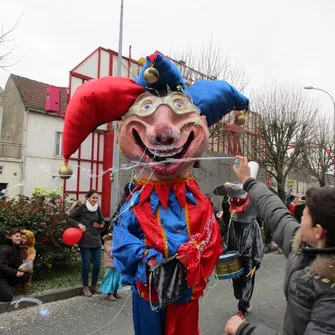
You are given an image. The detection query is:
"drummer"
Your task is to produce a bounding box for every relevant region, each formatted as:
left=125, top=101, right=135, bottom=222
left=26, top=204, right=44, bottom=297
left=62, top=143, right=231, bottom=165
left=224, top=180, right=264, bottom=319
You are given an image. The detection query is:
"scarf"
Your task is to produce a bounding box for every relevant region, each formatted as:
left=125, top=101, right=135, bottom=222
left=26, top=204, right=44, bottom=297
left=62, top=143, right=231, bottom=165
left=86, top=200, right=98, bottom=212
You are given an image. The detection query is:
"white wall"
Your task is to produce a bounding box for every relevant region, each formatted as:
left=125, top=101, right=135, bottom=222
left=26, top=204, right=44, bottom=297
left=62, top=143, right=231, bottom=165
left=70, top=76, right=84, bottom=98
left=23, top=111, right=64, bottom=195
left=100, top=49, right=110, bottom=78
left=0, top=160, right=22, bottom=197
left=74, top=50, right=99, bottom=79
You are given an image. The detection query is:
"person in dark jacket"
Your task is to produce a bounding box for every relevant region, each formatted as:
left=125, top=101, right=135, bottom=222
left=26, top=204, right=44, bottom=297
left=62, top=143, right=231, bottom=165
left=0, top=229, right=30, bottom=302
left=66, top=189, right=105, bottom=297
left=224, top=181, right=264, bottom=318
left=225, top=156, right=335, bottom=335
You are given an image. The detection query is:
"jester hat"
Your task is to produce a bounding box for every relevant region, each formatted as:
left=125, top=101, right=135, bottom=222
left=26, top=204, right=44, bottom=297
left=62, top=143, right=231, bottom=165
left=62, top=51, right=249, bottom=161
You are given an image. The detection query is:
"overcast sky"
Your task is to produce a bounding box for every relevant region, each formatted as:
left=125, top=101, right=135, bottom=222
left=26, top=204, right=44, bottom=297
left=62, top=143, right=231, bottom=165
left=1, top=0, right=335, bottom=116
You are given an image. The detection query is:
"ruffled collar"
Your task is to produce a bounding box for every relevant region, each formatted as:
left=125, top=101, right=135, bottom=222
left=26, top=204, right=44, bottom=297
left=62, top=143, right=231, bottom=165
left=134, top=177, right=201, bottom=210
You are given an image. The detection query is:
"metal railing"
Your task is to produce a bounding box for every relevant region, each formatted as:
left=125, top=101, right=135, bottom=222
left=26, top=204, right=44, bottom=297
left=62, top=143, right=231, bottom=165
left=0, top=142, right=22, bottom=159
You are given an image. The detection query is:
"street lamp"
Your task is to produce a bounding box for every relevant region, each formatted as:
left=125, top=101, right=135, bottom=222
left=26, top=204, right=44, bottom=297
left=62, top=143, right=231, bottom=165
left=304, top=86, right=335, bottom=186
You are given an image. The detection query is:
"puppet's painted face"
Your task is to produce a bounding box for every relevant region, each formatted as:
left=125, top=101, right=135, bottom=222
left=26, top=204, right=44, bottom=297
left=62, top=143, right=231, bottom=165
left=118, top=92, right=209, bottom=180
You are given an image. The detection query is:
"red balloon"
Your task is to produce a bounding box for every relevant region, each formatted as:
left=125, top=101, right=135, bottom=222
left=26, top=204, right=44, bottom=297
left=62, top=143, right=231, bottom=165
left=62, top=228, right=83, bottom=246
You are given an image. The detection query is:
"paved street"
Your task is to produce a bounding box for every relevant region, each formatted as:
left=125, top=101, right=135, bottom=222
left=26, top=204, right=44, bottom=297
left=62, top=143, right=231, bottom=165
left=0, top=253, right=286, bottom=335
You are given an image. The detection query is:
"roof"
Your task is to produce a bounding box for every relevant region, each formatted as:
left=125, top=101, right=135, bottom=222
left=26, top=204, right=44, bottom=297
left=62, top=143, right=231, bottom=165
left=11, top=74, right=68, bottom=113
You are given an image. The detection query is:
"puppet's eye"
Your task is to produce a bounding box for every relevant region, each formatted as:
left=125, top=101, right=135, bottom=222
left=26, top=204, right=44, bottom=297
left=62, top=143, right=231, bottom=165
left=174, top=99, right=184, bottom=108
left=141, top=100, right=153, bottom=111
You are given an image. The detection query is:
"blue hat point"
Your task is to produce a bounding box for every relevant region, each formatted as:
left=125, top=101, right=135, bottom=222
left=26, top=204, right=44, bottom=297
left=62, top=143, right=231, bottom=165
left=186, top=80, right=249, bottom=127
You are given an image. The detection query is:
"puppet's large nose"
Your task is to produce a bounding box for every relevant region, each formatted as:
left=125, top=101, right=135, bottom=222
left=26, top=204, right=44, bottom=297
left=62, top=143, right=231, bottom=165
left=152, top=123, right=174, bottom=145
left=150, top=105, right=180, bottom=146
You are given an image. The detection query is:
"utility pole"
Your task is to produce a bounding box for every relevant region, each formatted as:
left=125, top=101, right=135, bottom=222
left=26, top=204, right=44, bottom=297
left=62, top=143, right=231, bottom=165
left=110, top=0, right=124, bottom=217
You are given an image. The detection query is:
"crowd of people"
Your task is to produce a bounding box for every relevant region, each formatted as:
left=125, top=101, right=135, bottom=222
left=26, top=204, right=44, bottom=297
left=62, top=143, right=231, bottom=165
left=1, top=165, right=335, bottom=334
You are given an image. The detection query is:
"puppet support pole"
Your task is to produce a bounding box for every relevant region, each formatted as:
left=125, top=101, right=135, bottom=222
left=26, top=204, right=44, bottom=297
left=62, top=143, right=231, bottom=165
left=111, top=0, right=125, bottom=216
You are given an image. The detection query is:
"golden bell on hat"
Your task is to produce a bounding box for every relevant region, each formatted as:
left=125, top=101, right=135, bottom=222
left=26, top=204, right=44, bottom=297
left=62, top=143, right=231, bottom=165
left=234, top=111, right=246, bottom=126
left=144, top=67, right=159, bottom=84
left=59, top=162, right=73, bottom=180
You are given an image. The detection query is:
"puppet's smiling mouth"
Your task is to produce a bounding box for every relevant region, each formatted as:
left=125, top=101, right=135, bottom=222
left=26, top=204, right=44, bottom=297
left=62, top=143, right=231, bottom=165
left=132, top=129, right=194, bottom=162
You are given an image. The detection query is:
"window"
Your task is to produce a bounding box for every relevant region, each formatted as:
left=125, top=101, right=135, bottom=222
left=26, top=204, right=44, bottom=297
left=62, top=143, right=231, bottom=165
left=0, top=166, right=3, bottom=175
left=55, top=132, right=62, bottom=156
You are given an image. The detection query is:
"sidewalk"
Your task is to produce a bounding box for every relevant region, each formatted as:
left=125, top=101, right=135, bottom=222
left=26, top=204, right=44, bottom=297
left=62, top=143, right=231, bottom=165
left=1, top=248, right=279, bottom=314
left=0, top=253, right=286, bottom=335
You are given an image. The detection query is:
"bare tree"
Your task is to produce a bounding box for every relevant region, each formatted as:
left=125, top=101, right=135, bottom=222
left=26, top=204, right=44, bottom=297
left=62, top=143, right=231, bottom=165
left=170, top=39, right=248, bottom=91
left=301, top=116, right=334, bottom=187
left=0, top=16, right=21, bottom=68
left=169, top=40, right=249, bottom=157
left=247, top=85, right=317, bottom=200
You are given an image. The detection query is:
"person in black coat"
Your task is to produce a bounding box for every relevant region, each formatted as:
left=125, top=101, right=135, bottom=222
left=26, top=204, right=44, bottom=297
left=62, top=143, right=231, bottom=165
left=66, top=189, right=105, bottom=297
left=0, top=229, right=30, bottom=302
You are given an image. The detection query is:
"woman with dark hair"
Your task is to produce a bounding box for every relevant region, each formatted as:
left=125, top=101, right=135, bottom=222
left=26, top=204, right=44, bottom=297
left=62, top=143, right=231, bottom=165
left=66, top=189, right=105, bottom=297
left=225, top=157, right=335, bottom=335
left=0, top=229, right=30, bottom=302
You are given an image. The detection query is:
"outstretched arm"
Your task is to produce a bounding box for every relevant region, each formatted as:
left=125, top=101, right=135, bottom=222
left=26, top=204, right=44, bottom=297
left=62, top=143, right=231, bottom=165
left=232, top=157, right=300, bottom=258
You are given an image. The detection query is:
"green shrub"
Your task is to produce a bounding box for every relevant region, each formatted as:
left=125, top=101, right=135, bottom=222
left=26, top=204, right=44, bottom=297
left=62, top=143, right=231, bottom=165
left=0, top=192, right=79, bottom=278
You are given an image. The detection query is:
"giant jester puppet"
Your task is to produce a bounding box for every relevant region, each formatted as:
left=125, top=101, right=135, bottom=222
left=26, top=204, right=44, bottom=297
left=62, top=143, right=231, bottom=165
left=61, top=51, right=249, bottom=335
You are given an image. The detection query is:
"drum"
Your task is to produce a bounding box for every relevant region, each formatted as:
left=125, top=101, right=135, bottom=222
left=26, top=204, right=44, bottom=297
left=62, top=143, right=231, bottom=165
left=214, top=251, right=244, bottom=280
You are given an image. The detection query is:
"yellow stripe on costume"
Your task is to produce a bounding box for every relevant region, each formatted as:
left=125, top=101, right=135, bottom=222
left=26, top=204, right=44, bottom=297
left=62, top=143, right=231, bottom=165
left=184, top=203, right=191, bottom=237
left=157, top=207, right=169, bottom=258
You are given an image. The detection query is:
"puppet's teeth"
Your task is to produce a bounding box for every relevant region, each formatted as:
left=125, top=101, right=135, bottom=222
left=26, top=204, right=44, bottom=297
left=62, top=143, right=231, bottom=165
left=148, top=147, right=183, bottom=157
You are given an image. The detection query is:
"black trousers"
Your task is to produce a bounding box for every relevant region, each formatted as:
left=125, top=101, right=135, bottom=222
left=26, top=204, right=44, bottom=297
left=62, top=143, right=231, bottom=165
left=232, top=271, right=256, bottom=312
left=0, top=273, right=30, bottom=302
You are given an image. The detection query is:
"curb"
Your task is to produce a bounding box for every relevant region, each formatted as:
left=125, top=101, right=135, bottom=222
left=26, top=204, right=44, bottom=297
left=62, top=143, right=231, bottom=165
left=0, top=285, right=83, bottom=313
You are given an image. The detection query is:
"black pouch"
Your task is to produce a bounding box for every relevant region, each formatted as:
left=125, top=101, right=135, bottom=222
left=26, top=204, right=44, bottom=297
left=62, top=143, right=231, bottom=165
left=148, top=254, right=186, bottom=312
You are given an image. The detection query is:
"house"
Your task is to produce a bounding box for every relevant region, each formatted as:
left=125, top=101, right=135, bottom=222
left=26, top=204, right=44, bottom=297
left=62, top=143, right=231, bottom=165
left=0, top=48, right=144, bottom=218
left=0, top=74, right=69, bottom=199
